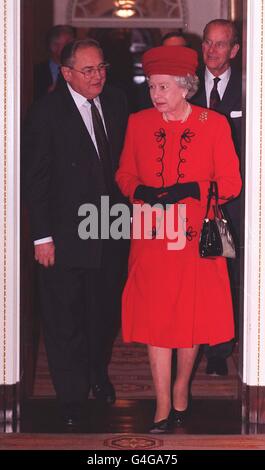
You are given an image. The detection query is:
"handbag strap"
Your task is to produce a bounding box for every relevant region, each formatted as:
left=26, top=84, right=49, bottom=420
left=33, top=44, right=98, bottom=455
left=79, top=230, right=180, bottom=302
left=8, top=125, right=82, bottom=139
left=204, top=181, right=219, bottom=219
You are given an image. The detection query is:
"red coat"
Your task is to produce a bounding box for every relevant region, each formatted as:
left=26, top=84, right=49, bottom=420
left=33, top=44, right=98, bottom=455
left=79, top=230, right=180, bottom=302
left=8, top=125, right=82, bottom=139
left=116, top=105, right=242, bottom=348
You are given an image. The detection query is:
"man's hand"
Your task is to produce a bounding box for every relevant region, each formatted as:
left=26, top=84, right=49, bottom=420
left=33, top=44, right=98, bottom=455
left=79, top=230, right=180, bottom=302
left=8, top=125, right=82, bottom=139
left=35, top=242, right=55, bottom=268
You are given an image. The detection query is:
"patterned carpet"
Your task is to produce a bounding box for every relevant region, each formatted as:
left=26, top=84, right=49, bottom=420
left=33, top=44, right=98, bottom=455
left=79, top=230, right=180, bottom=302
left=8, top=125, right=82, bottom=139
left=33, top=332, right=238, bottom=399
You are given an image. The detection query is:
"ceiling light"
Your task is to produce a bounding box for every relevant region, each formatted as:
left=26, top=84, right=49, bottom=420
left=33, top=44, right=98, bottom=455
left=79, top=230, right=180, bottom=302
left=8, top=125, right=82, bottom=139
left=114, top=1, right=136, bottom=18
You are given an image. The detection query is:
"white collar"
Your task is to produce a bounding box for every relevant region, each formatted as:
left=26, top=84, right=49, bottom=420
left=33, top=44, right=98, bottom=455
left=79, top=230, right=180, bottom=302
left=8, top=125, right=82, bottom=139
left=67, top=83, right=101, bottom=109
left=204, top=67, right=231, bottom=106
left=205, top=66, right=231, bottom=84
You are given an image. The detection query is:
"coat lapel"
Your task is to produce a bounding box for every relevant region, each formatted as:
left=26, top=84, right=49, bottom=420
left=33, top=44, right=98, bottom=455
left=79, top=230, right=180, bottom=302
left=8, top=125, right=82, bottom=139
left=191, top=67, right=241, bottom=114
left=217, top=68, right=242, bottom=114
left=57, top=84, right=100, bottom=164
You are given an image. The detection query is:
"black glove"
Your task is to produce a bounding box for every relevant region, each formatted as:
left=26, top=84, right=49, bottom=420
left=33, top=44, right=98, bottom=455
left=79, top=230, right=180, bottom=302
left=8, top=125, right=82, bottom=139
left=156, top=182, right=200, bottom=207
left=134, top=185, right=165, bottom=205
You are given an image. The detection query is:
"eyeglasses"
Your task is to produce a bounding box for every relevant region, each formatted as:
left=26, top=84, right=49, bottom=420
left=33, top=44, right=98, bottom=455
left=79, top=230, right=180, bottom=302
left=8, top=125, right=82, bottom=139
left=68, top=63, right=110, bottom=79
left=202, top=39, right=233, bottom=50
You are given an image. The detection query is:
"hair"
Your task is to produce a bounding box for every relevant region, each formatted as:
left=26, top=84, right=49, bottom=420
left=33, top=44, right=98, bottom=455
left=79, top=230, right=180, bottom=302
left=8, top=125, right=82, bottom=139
left=203, top=19, right=239, bottom=46
left=174, top=74, right=199, bottom=99
left=46, top=25, right=76, bottom=50
left=60, top=38, right=103, bottom=67
left=161, top=30, right=188, bottom=46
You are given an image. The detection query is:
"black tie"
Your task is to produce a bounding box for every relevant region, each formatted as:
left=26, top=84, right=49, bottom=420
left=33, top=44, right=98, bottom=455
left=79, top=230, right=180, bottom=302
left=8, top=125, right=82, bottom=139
left=209, top=77, right=221, bottom=110
left=88, top=99, right=113, bottom=194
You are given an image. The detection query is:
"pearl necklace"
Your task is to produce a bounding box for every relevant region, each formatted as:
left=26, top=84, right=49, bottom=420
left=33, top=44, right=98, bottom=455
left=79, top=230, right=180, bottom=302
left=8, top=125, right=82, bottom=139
left=163, top=102, right=192, bottom=123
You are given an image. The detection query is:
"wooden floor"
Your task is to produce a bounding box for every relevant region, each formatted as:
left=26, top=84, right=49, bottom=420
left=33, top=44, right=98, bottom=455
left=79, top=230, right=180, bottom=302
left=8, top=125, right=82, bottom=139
left=20, top=397, right=242, bottom=434
left=1, top=432, right=265, bottom=450
left=14, top=333, right=265, bottom=448
left=33, top=333, right=239, bottom=400
left=18, top=335, right=246, bottom=437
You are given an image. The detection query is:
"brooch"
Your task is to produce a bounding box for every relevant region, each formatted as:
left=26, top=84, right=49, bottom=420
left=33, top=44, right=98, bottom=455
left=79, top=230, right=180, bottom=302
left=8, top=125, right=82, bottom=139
left=199, top=111, right=208, bottom=122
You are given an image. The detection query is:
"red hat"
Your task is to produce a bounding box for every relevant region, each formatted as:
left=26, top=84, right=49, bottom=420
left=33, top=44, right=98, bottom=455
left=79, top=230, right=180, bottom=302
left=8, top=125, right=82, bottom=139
left=142, top=46, right=198, bottom=77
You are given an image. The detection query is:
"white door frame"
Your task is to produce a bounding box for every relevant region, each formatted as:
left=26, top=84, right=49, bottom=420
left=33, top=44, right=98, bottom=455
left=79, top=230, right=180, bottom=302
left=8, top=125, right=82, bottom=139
left=243, top=0, right=265, bottom=388
left=0, top=0, right=21, bottom=387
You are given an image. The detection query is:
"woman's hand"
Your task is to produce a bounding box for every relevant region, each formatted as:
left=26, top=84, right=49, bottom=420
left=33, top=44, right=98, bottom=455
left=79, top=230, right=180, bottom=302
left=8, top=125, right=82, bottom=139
left=134, top=185, right=165, bottom=205
left=156, top=182, right=200, bottom=207
left=134, top=182, right=200, bottom=207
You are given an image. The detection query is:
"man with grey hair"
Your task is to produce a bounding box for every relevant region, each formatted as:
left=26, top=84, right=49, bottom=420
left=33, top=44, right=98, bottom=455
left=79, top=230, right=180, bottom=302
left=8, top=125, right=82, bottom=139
left=191, top=19, right=242, bottom=376
left=192, top=19, right=241, bottom=153
left=24, top=39, right=128, bottom=427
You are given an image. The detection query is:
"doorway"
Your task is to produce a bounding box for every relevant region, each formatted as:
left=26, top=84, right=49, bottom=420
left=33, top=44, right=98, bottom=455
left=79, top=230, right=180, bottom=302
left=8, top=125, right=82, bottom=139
left=19, top=2, right=245, bottom=434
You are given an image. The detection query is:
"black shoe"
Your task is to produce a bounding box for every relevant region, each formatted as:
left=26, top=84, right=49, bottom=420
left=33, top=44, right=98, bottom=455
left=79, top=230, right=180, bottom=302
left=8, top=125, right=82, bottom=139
left=60, top=402, right=83, bottom=429
left=92, top=381, right=116, bottom=404
left=169, top=407, right=188, bottom=427
left=149, top=418, right=171, bottom=434
left=62, top=415, right=80, bottom=428
left=206, top=357, right=228, bottom=376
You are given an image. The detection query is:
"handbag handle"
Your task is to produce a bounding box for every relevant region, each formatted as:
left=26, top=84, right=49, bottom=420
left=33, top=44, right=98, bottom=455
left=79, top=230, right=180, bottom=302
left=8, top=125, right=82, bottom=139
left=204, top=181, right=219, bottom=219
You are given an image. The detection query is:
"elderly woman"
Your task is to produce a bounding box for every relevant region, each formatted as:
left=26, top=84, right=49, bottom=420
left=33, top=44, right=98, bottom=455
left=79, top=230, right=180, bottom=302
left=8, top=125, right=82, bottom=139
left=116, top=46, right=242, bottom=433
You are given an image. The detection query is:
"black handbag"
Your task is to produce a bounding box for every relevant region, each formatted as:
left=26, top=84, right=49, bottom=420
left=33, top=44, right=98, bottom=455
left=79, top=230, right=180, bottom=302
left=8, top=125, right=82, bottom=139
left=199, top=181, right=236, bottom=259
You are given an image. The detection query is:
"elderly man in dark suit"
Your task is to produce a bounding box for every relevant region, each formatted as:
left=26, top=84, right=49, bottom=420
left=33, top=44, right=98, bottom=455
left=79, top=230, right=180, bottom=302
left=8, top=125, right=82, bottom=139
left=24, top=39, right=128, bottom=426
left=191, top=19, right=242, bottom=376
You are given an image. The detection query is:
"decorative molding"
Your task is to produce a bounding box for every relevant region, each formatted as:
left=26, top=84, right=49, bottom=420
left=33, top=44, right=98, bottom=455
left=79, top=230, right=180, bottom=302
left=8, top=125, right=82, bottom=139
left=66, top=0, right=188, bottom=28
left=0, top=0, right=8, bottom=392
left=243, top=0, right=265, bottom=387
left=0, top=0, right=20, bottom=388
left=104, top=435, right=163, bottom=450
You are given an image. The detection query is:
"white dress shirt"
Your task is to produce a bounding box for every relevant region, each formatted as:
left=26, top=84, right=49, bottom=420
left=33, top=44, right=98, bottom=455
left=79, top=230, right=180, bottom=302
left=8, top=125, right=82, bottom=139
left=205, top=66, right=231, bottom=108
left=34, top=83, right=107, bottom=246
left=66, top=83, right=108, bottom=153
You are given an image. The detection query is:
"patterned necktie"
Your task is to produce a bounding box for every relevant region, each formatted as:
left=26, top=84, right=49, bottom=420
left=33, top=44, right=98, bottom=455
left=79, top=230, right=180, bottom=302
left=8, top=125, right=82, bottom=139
left=88, top=99, right=113, bottom=194
left=209, top=77, right=221, bottom=110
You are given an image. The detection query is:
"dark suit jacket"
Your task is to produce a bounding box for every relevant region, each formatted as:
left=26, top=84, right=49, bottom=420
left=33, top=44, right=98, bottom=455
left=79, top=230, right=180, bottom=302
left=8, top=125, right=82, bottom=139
left=23, top=83, right=128, bottom=268
left=34, top=61, right=53, bottom=101
left=191, top=66, right=242, bottom=157
left=34, top=61, right=66, bottom=101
